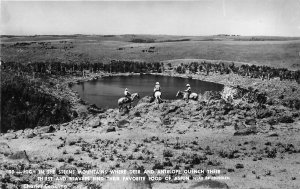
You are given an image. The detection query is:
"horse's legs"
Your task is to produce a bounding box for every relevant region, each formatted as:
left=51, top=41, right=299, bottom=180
left=157, top=96, right=162, bottom=104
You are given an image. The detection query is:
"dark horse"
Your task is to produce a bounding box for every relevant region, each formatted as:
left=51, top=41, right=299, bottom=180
left=176, top=90, right=198, bottom=101
left=117, top=93, right=140, bottom=110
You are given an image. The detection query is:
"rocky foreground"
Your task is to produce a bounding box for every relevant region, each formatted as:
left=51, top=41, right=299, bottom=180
left=1, top=86, right=300, bottom=189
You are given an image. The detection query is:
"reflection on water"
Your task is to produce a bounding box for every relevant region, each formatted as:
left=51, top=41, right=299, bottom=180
left=72, top=75, right=224, bottom=109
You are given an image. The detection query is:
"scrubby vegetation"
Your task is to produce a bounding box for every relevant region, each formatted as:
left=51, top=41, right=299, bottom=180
left=1, top=71, right=74, bottom=132
left=2, top=59, right=300, bottom=83
left=130, top=38, right=155, bottom=43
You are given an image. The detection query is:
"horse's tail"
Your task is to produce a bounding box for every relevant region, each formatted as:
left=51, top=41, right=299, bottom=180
left=154, top=91, right=162, bottom=103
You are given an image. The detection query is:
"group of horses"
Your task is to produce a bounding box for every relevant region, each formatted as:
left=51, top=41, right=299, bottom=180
left=117, top=90, right=198, bottom=110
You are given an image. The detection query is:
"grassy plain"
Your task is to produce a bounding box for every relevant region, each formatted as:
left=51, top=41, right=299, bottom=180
left=1, top=35, right=300, bottom=70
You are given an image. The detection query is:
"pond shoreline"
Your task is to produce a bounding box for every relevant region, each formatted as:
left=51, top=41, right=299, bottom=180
left=70, top=73, right=224, bottom=109
left=66, top=70, right=300, bottom=109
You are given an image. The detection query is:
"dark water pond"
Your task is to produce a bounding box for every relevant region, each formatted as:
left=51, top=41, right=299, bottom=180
left=72, top=75, right=224, bottom=109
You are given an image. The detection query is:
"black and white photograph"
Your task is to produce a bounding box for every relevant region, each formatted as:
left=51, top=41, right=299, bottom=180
left=1, top=0, right=300, bottom=188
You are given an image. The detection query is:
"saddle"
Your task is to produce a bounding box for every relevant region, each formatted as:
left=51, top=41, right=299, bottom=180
left=183, top=91, right=191, bottom=99
left=124, top=97, right=131, bottom=103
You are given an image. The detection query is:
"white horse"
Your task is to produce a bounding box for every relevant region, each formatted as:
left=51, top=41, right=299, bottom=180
left=176, top=90, right=198, bottom=101
left=154, top=91, right=162, bottom=104
left=118, top=93, right=140, bottom=110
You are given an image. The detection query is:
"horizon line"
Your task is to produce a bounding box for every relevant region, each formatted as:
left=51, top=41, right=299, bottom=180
left=1, top=34, right=300, bottom=38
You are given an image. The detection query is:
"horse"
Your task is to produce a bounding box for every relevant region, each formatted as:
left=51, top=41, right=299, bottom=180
left=154, top=91, right=162, bottom=104
left=176, top=90, right=198, bottom=101
left=118, top=93, right=140, bottom=110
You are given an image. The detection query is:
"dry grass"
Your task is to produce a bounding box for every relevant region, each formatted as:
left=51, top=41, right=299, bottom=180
left=1, top=35, right=300, bottom=69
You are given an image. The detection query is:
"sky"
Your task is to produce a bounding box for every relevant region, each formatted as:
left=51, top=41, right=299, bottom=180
left=1, top=0, right=300, bottom=36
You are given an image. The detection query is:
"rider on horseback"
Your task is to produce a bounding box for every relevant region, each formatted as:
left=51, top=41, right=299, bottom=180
left=185, top=84, right=191, bottom=99
left=124, top=88, right=131, bottom=102
left=153, top=82, right=161, bottom=97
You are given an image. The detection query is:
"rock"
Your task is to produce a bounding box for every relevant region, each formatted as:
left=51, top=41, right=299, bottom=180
left=202, top=91, right=222, bottom=101
left=265, top=141, right=271, bottom=146
left=120, top=107, right=130, bottom=115
left=234, top=126, right=257, bottom=136
left=267, top=118, right=277, bottom=125
left=214, top=122, right=225, bottom=129
left=133, top=111, right=141, bottom=117
left=234, top=122, right=246, bottom=130
left=227, top=168, right=235, bottom=172
left=48, top=126, right=56, bottom=133
left=88, top=104, right=105, bottom=114
left=265, top=148, right=277, bottom=158
left=162, top=117, right=171, bottom=125
left=196, top=105, right=203, bottom=111
left=278, top=115, right=294, bottom=123
left=117, top=119, right=130, bottom=128
left=268, top=132, right=278, bottom=137
left=0, top=142, right=12, bottom=156
left=283, top=143, right=296, bottom=153
left=165, top=105, right=179, bottom=114
left=9, top=150, right=30, bottom=162
left=66, top=137, right=80, bottom=146
left=223, top=122, right=232, bottom=127
left=235, top=163, right=244, bottom=169
left=152, top=162, right=164, bottom=170
left=40, top=133, right=55, bottom=140
left=256, top=109, right=273, bottom=119
left=191, top=154, right=207, bottom=164
left=36, top=125, right=56, bottom=133
left=223, top=103, right=234, bottom=115
left=138, top=96, right=152, bottom=104
left=107, top=126, right=116, bottom=132
left=88, top=117, right=101, bottom=128
left=26, top=132, right=37, bottom=138
left=15, top=130, right=24, bottom=136
left=163, top=160, right=172, bottom=167
left=151, top=117, right=162, bottom=124
left=3, top=133, right=17, bottom=140
left=221, top=86, right=238, bottom=101
left=264, top=170, right=271, bottom=176
left=100, top=118, right=109, bottom=126
left=58, top=154, right=75, bottom=163
left=245, top=119, right=256, bottom=126
left=189, top=180, right=229, bottom=189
